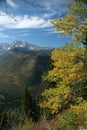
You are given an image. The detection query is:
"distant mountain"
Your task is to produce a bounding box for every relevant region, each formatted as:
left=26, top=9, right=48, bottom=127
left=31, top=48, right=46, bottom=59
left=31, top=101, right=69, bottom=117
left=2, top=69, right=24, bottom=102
left=0, top=40, right=53, bottom=57
left=11, top=40, right=52, bottom=51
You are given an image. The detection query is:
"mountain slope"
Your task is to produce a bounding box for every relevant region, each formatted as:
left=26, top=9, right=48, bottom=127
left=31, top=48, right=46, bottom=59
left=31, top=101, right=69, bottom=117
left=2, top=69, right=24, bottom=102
left=0, top=50, right=51, bottom=109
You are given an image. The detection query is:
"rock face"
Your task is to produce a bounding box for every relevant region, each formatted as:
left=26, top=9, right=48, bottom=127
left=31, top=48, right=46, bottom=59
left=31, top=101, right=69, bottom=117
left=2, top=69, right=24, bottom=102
left=11, top=40, right=53, bottom=51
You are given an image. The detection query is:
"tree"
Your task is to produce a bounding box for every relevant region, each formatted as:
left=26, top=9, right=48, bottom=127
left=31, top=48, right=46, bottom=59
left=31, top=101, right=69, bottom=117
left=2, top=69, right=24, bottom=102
left=44, top=45, right=86, bottom=86
left=21, top=87, right=40, bottom=121
left=21, top=87, right=33, bottom=117
left=40, top=43, right=87, bottom=114
left=40, top=2, right=87, bottom=127
left=51, top=0, right=87, bottom=107
left=52, top=1, right=87, bottom=45
left=40, top=84, right=71, bottom=114
left=52, top=0, right=87, bottom=66
left=74, top=0, right=87, bottom=5
left=39, top=0, right=87, bottom=114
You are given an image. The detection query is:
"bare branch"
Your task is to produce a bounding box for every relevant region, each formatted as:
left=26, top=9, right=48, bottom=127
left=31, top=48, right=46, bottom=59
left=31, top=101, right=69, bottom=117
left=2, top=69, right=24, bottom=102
left=24, top=0, right=45, bottom=8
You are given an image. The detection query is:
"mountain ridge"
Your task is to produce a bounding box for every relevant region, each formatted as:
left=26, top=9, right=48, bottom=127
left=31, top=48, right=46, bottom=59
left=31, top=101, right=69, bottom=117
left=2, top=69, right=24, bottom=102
left=0, top=40, right=53, bottom=57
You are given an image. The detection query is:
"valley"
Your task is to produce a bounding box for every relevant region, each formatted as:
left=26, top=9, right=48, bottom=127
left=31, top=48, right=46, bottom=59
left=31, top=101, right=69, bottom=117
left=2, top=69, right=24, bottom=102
left=0, top=40, right=51, bottom=110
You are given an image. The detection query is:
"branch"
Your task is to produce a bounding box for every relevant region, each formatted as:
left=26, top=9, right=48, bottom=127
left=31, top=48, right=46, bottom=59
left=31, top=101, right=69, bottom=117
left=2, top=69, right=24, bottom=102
left=24, top=0, right=45, bottom=8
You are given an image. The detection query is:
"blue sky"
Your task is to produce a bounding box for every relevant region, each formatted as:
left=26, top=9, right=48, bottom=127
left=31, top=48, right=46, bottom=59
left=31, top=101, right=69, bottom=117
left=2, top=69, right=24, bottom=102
left=0, top=0, right=72, bottom=47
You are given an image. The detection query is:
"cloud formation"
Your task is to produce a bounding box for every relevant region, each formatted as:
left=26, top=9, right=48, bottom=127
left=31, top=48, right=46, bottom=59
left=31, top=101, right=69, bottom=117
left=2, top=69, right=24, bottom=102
left=45, top=27, right=64, bottom=34
left=0, top=12, right=52, bottom=29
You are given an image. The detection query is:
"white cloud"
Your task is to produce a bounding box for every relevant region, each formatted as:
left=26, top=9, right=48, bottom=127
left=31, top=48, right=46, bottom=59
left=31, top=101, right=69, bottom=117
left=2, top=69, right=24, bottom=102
left=6, top=0, right=17, bottom=8
left=45, top=27, right=64, bottom=34
left=0, top=32, right=9, bottom=38
left=0, top=12, right=52, bottom=29
left=50, top=30, right=64, bottom=34
left=43, top=12, right=56, bottom=18
left=14, top=15, right=52, bottom=29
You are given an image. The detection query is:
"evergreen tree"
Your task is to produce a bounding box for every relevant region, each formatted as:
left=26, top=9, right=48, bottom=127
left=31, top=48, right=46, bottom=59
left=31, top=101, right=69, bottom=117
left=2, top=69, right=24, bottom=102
left=21, top=87, right=40, bottom=121
left=21, top=87, right=33, bottom=117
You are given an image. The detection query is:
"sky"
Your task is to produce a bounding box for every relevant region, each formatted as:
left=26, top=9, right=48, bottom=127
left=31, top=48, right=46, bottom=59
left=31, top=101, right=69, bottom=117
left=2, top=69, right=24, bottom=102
left=0, top=0, right=72, bottom=47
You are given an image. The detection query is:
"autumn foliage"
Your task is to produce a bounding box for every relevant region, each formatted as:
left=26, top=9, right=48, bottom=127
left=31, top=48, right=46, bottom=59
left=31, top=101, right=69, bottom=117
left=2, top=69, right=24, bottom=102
left=40, top=43, right=87, bottom=114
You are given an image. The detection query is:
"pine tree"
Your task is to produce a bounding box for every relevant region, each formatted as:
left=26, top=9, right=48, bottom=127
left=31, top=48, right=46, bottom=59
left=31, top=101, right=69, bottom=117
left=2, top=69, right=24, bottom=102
left=21, top=87, right=40, bottom=121
left=21, top=87, right=33, bottom=117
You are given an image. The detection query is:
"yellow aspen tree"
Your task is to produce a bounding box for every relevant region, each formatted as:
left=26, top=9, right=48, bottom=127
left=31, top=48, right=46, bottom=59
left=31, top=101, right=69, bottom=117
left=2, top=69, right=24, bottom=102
left=40, top=44, right=87, bottom=114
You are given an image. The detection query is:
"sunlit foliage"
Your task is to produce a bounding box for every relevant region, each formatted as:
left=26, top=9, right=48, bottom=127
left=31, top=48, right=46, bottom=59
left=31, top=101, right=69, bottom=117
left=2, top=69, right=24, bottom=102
left=45, top=45, right=86, bottom=86
left=40, top=84, right=71, bottom=114
left=52, top=1, right=87, bottom=44
left=40, top=43, right=87, bottom=114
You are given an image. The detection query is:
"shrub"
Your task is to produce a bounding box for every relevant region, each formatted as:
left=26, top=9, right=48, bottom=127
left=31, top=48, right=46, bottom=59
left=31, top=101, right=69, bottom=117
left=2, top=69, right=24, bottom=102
left=12, top=118, right=34, bottom=130
left=56, top=110, right=79, bottom=130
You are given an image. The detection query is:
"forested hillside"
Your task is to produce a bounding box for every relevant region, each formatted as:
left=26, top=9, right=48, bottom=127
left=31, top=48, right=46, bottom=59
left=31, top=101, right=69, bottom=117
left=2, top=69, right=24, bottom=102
left=0, top=50, right=51, bottom=109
